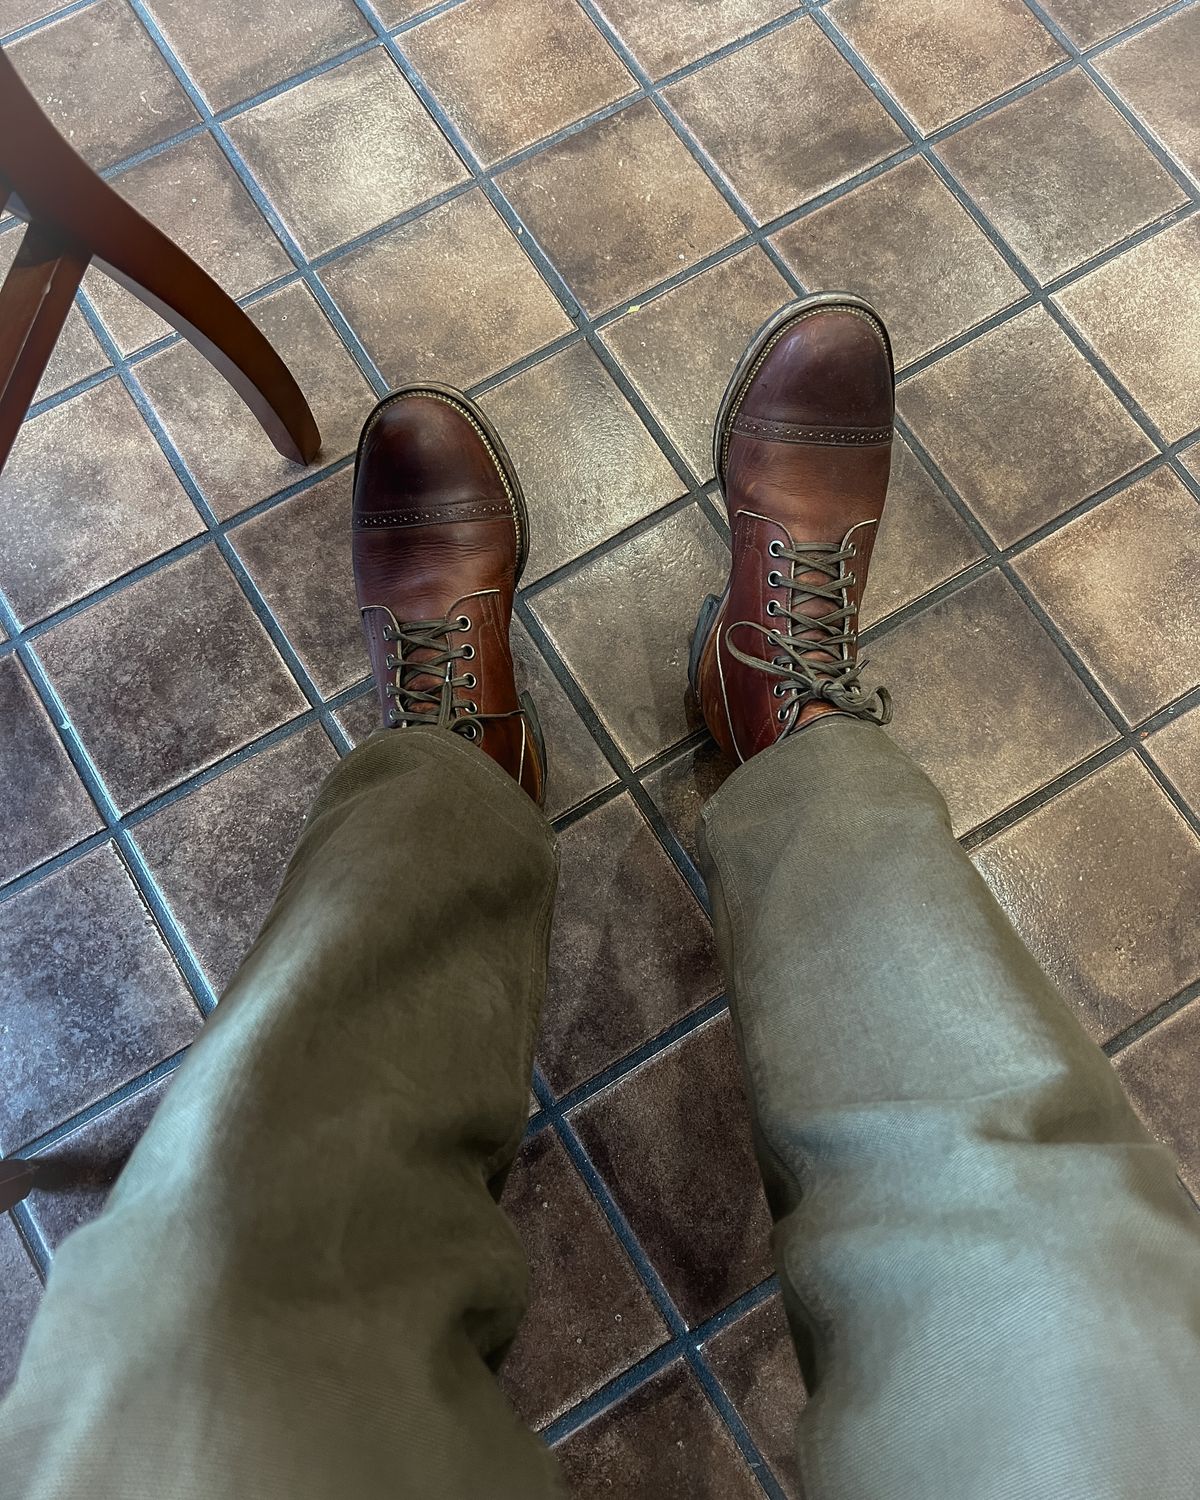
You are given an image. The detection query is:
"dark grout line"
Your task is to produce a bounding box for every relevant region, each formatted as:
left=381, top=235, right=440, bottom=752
left=9, top=1200, right=50, bottom=1283
left=0, top=0, right=98, bottom=47
left=8, top=1050, right=191, bottom=1162
left=1104, top=978, right=1200, bottom=1058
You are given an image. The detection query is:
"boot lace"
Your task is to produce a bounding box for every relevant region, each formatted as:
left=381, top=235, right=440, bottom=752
left=382, top=615, right=482, bottom=740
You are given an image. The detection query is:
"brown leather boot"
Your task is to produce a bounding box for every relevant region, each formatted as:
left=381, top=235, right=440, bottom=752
left=690, top=294, right=895, bottom=764
left=352, top=383, right=547, bottom=803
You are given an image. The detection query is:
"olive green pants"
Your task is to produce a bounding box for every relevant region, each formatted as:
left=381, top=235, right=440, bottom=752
left=3, top=720, right=1199, bottom=1497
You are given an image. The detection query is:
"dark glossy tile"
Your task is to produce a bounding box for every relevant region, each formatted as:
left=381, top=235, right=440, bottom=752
left=231, top=470, right=362, bottom=698
left=773, top=158, right=1024, bottom=369
left=498, top=99, right=742, bottom=315
left=900, top=307, right=1156, bottom=546
left=37, top=545, right=307, bottom=812
left=134, top=725, right=337, bottom=993
left=555, top=1361, right=762, bottom=1498
left=591, top=0, right=792, bottom=77
left=0, top=845, right=200, bottom=1151
left=226, top=49, right=467, bottom=257
left=539, top=794, right=720, bottom=1095
left=479, top=342, right=685, bottom=582
left=665, top=17, right=906, bottom=223
left=324, top=189, right=572, bottom=390
left=1116, top=1000, right=1200, bottom=1198
left=404, top=0, right=635, bottom=165
left=866, top=569, right=1115, bottom=833
left=145, top=0, right=372, bottom=111
left=0, top=380, right=201, bottom=625
left=1054, top=218, right=1200, bottom=443
left=1040, top=0, right=1172, bottom=47
left=0, top=656, right=100, bottom=886
left=601, top=248, right=792, bottom=479
left=85, top=133, right=291, bottom=354
left=1146, top=706, right=1200, bottom=815
left=0, top=228, right=105, bottom=402
left=571, top=1012, right=773, bottom=1326
left=1097, top=6, right=1200, bottom=180
left=1015, top=468, right=1200, bottom=723
left=705, top=1293, right=806, bottom=1500
left=531, top=505, right=728, bottom=766
left=499, top=1128, right=666, bottom=1429
left=642, top=737, right=732, bottom=867
left=137, top=282, right=376, bottom=521
left=7, top=0, right=197, bottom=170
left=973, top=755, right=1200, bottom=1041
left=827, top=0, right=1064, bottom=134
left=937, top=71, right=1185, bottom=283
left=0, top=1218, right=41, bottom=1399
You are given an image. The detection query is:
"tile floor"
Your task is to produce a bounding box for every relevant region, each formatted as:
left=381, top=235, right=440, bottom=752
left=2, top=0, right=1199, bottom=1490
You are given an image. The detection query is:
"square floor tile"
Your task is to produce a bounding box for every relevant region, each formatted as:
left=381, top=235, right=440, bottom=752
left=1096, top=6, right=1200, bottom=180
left=226, top=48, right=467, bottom=257
left=333, top=690, right=378, bottom=747
left=0, top=1219, right=41, bottom=1399
left=0, top=229, right=106, bottom=402
left=866, top=569, right=1115, bottom=833
left=479, top=343, right=685, bottom=582
left=590, top=0, right=792, bottom=78
left=973, top=755, right=1200, bottom=1041
left=230, top=470, right=361, bottom=698
left=37, top=546, right=307, bottom=812
left=664, top=17, right=906, bottom=224
left=403, top=0, right=635, bottom=165
left=323, top=189, right=572, bottom=390
left=134, top=725, right=337, bottom=992
left=499, top=1129, right=666, bottom=1429
left=826, top=0, right=1065, bottom=135
left=937, top=71, right=1186, bottom=283
left=530, top=504, right=728, bottom=766
left=1145, top=706, right=1200, bottom=815
left=3, top=0, right=78, bottom=32
left=1115, top=1000, right=1200, bottom=1198
left=570, top=1013, right=773, bottom=1326
left=642, top=736, right=732, bottom=867
left=0, top=656, right=100, bottom=886
left=0, top=380, right=202, bottom=625
left=0, top=845, right=200, bottom=1151
left=538, top=794, right=721, bottom=1095
left=705, top=1293, right=806, bottom=1500
left=860, top=436, right=983, bottom=628
left=1039, top=0, right=1173, bottom=47
left=1015, top=468, right=1200, bottom=723
left=7, top=0, right=198, bottom=170
left=85, top=133, right=292, bottom=355
left=498, top=99, right=743, bottom=315
left=600, top=247, right=792, bottom=479
left=1054, top=217, right=1200, bottom=443
left=145, top=0, right=373, bottom=111
left=899, top=307, right=1156, bottom=546
left=136, top=282, right=376, bottom=521
left=773, top=159, right=1025, bottom=369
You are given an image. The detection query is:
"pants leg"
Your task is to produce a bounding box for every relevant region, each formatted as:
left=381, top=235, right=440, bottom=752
left=0, top=728, right=564, bottom=1500
left=699, top=716, right=1200, bottom=1500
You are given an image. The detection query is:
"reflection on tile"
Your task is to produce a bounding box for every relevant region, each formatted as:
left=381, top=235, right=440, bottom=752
left=773, top=159, right=1024, bottom=369
left=601, top=248, right=791, bottom=479
left=231, top=470, right=361, bottom=697
left=324, top=189, right=572, bottom=390
left=85, top=133, right=292, bottom=354
left=826, top=0, right=1064, bottom=134
left=0, top=229, right=105, bottom=402
left=1145, top=706, right=1200, bottom=814
left=498, top=100, right=742, bottom=314
left=137, top=282, right=375, bottom=521
left=900, top=308, right=1155, bottom=546
left=1096, top=6, right=1200, bottom=180
left=480, top=343, right=684, bottom=581
left=554, top=1360, right=762, bottom=1498
left=0, top=845, right=200, bottom=1151
left=227, top=49, right=467, bottom=256
left=867, top=569, right=1115, bottom=833
left=0, top=656, right=100, bottom=886
left=37, top=546, right=307, bottom=811
left=539, top=794, right=720, bottom=1094
left=531, top=505, right=728, bottom=766
left=937, top=72, right=1185, bottom=283
left=499, top=1129, right=665, bottom=1428
left=665, top=17, right=906, bottom=223
left=135, top=726, right=337, bottom=993
left=0, top=1219, right=41, bottom=1399
left=1015, top=469, right=1199, bottom=723
left=973, top=755, right=1200, bottom=1041
left=706, top=1293, right=806, bottom=1500
left=0, top=380, right=202, bottom=624
left=404, top=0, right=635, bottom=165
left=145, top=0, right=372, bottom=111
left=1116, top=1000, right=1200, bottom=1197
left=571, top=1013, right=773, bottom=1325
left=642, top=737, right=732, bottom=867
left=1039, top=0, right=1172, bottom=47
left=1054, top=217, right=1200, bottom=443
left=591, top=0, right=792, bottom=77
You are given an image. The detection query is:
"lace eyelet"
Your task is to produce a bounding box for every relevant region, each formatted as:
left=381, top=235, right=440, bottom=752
left=385, top=683, right=396, bottom=698
left=766, top=600, right=779, bottom=616
left=465, top=701, right=478, bottom=715
left=381, top=626, right=393, bottom=642
left=768, top=540, right=784, bottom=557
left=462, top=723, right=480, bottom=742
left=388, top=708, right=398, bottom=723
left=456, top=615, right=472, bottom=632
left=777, top=707, right=788, bottom=722
left=767, top=570, right=782, bottom=587
left=385, top=653, right=398, bottom=669
left=773, top=683, right=786, bottom=697
left=463, top=673, right=477, bottom=689
left=461, top=643, right=475, bottom=659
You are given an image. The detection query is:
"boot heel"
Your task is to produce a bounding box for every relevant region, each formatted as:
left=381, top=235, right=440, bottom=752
left=689, top=594, right=720, bottom=696
left=519, top=690, right=548, bottom=782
